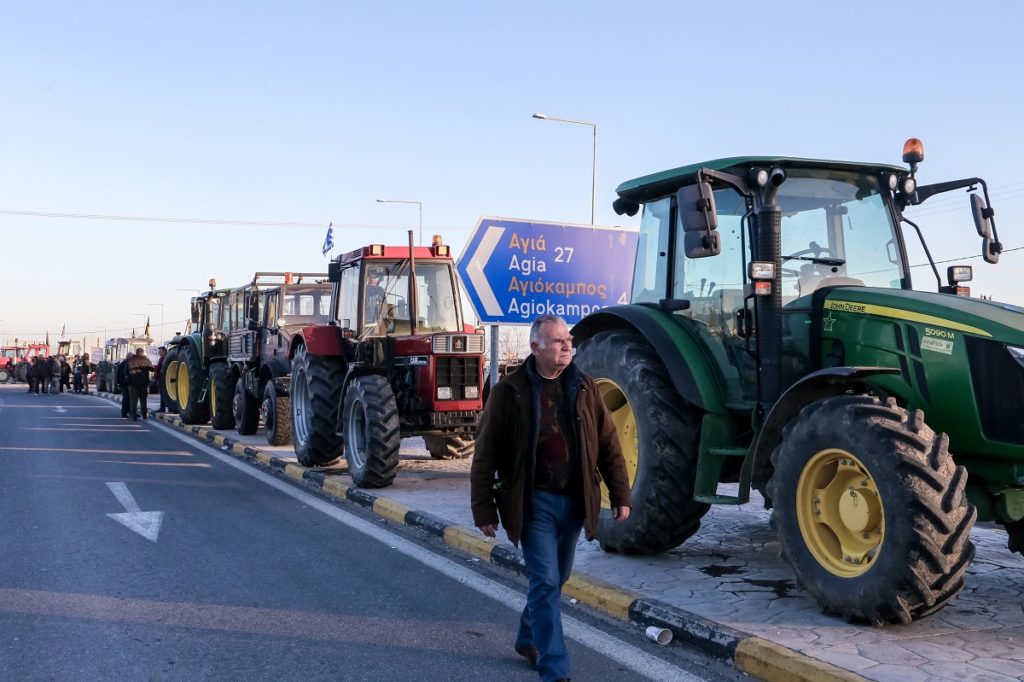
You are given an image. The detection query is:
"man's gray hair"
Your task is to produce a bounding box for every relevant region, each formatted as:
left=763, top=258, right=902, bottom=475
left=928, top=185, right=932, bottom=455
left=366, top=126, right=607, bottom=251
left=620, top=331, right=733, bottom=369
left=530, top=314, right=568, bottom=345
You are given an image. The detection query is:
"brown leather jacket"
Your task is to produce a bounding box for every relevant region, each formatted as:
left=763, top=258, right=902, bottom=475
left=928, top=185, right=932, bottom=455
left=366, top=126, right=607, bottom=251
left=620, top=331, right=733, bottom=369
left=470, top=355, right=631, bottom=546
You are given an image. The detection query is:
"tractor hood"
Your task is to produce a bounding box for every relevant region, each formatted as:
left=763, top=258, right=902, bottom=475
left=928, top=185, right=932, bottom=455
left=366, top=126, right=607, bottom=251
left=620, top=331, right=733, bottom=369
left=820, top=287, right=1024, bottom=346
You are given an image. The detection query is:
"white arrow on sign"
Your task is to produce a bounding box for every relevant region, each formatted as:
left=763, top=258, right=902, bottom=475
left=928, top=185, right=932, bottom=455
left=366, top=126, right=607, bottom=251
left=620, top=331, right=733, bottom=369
left=465, top=225, right=505, bottom=316
left=105, top=482, right=163, bottom=542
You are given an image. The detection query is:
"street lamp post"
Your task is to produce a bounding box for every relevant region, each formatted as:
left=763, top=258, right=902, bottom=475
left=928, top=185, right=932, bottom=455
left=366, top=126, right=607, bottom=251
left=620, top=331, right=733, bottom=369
left=532, top=113, right=597, bottom=225
left=376, top=198, right=423, bottom=246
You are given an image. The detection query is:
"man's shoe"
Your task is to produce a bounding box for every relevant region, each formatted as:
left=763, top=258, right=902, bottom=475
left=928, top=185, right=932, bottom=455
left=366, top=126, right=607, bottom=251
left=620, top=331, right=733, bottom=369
left=514, top=643, right=538, bottom=670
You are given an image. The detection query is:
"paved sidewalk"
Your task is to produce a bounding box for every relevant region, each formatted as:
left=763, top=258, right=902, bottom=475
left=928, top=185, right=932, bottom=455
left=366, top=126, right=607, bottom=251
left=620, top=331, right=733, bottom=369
left=116, top=393, right=1024, bottom=681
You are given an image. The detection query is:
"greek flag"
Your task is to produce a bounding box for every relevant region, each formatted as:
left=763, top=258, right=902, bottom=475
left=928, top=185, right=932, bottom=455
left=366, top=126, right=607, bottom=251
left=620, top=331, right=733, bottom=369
left=322, top=222, right=335, bottom=256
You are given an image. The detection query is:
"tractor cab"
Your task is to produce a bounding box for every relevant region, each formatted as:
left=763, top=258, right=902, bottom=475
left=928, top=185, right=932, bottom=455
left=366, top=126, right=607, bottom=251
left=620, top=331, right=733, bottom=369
left=331, top=242, right=464, bottom=341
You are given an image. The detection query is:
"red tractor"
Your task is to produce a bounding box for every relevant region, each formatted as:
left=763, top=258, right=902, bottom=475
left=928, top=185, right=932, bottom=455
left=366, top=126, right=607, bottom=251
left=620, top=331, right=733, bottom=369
left=288, top=234, right=484, bottom=487
left=0, top=343, right=50, bottom=383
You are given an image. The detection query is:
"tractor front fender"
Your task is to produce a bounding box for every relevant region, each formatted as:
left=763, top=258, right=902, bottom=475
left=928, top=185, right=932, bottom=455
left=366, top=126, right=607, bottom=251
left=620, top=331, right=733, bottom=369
left=750, top=366, right=900, bottom=490
left=573, top=305, right=726, bottom=413
left=290, top=325, right=343, bottom=358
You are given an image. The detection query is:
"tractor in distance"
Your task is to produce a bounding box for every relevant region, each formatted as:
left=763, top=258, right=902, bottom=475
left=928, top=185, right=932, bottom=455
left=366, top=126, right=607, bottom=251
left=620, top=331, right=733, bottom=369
left=571, top=138, right=1023, bottom=625
left=98, top=335, right=153, bottom=393
left=56, top=339, right=83, bottom=359
left=0, top=343, right=50, bottom=383
left=288, top=233, right=485, bottom=487
left=163, top=279, right=231, bottom=423
left=211, top=272, right=332, bottom=445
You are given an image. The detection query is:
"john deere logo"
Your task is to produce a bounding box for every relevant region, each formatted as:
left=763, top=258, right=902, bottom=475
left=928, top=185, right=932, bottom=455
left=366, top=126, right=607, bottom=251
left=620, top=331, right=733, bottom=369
left=453, top=336, right=467, bottom=352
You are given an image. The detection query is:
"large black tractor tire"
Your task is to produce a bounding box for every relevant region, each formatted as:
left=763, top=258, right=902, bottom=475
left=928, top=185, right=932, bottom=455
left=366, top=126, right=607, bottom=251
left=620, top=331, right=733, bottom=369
left=768, top=395, right=976, bottom=625
left=0, top=368, right=10, bottom=383
left=209, top=362, right=235, bottom=430
left=290, top=344, right=344, bottom=467
left=161, top=347, right=180, bottom=414
left=233, top=376, right=260, bottom=435
left=343, top=374, right=400, bottom=488
left=573, top=330, right=709, bottom=554
left=176, top=344, right=210, bottom=425
left=424, top=434, right=474, bottom=460
left=262, top=381, right=292, bottom=446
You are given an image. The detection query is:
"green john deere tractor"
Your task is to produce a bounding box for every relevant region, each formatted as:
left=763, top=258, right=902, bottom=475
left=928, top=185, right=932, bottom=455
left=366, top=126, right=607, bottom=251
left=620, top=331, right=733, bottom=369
left=163, top=279, right=230, bottom=424
left=572, top=138, right=1023, bottom=625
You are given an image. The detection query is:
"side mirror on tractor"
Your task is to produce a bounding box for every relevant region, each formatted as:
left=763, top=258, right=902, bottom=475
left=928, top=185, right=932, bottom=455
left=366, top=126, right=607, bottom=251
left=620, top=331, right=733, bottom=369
left=971, top=193, right=1000, bottom=264
left=677, top=181, right=721, bottom=258
left=328, top=261, right=341, bottom=283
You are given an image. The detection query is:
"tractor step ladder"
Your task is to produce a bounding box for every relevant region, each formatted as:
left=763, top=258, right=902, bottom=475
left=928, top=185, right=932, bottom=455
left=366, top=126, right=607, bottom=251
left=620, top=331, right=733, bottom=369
left=694, top=446, right=750, bottom=504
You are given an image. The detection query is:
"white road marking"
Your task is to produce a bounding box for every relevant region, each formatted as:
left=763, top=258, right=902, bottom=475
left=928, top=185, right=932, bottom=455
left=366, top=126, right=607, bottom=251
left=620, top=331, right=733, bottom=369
left=54, top=406, right=67, bottom=413
left=105, top=482, right=163, bottom=542
left=156, top=423, right=703, bottom=681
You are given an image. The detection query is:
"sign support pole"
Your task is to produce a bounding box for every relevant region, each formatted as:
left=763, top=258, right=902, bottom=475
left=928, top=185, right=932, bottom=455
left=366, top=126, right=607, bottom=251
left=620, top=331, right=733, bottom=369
left=489, top=324, right=500, bottom=387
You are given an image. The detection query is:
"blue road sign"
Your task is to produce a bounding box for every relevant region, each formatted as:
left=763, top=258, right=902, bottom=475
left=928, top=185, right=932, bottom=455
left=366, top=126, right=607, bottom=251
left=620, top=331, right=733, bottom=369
left=457, top=217, right=638, bottom=324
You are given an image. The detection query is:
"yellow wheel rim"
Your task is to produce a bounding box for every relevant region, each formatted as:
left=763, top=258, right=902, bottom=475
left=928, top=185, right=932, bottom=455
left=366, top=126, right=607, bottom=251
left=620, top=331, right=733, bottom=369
left=595, top=378, right=638, bottom=509
left=165, top=360, right=179, bottom=402
left=796, top=448, right=885, bottom=578
left=210, top=379, right=217, bottom=417
left=177, top=361, right=190, bottom=409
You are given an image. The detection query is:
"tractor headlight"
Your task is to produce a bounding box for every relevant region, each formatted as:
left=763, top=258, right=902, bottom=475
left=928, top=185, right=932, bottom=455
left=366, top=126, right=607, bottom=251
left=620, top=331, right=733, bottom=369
left=902, top=177, right=917, bottom=195
left=1008, top=345, right=1024, bottom=370
left=464, top=385, right=479, bottom=399
left=887, top=173, right=899, bottom=190
left=437, top=386, right=453, bottom=400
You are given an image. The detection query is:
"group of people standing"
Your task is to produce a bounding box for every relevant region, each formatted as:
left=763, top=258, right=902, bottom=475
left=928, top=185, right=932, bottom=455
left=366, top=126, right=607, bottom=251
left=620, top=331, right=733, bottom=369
left=21, top=354, right=93, bottom=395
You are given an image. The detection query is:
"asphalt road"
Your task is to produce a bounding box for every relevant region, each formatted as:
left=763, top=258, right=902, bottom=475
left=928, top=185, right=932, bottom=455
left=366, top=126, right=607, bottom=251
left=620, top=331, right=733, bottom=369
left=0, top=385, right=741, bottom=681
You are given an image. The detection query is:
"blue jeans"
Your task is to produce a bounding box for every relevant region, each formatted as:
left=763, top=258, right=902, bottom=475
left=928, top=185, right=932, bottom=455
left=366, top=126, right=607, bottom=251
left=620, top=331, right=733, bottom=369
left=517, top=491, right=584, bottom=681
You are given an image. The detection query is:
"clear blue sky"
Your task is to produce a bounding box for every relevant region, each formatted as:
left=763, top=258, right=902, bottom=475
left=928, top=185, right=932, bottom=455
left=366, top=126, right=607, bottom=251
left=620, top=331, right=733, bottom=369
left=2, top=1, right=1022, bottom=347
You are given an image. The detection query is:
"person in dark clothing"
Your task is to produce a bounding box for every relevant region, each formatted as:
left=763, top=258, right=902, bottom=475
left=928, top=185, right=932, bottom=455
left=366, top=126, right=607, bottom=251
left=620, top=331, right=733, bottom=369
left=471, top=315, right=632, bottom=682
left=126, top=349, right=155, bottom=420
left=32, top=357, right=49, bottom=394
left=116, top=358, right=131, bottom=417
left=72, top=355, right=83, bottom=393
left=26, top=358, right=36, bottom=393
left=60, top=356, right=71, bottom=392
left=153, top=346, right=168, bottom=412
left=81, top=353, right=92, bottom=394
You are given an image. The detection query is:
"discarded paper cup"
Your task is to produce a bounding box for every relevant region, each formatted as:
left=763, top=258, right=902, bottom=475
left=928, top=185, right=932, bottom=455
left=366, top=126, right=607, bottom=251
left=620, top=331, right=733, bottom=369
left=645, top=625, right=673, bottom=646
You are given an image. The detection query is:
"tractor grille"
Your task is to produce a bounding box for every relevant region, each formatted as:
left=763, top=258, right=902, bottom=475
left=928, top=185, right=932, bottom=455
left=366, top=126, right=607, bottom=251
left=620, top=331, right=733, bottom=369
left=433, top=334, right=485, bottom=354
left=966, top=337, right=1024, bottom=445
left=435, top=356, right=480, bottom=400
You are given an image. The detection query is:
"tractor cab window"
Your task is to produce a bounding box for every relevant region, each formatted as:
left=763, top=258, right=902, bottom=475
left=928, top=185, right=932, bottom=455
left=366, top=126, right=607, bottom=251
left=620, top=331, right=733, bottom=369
left=337, top=266, right=360, bottom=336
left=672, top=187, right=755, bottom=404
left=777, top=172, right=905, bottom=299
left=361, top=260, right=460, bottom=337
left=264, top=293, right=278, bottom=328
left=631, top=197, right=671, bottom=304
left=280, top=287, right=332, bottom=324
left=416, top=263, right=460, bottom=333
left=1, top=349, right=16, bottom=359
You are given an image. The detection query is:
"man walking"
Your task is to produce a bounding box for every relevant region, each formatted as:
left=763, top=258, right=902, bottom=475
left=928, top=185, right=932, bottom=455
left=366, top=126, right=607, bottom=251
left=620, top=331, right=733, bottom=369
left=126, top=348, right=155, bottom=420
left=471, top=315, right=631, bottom=682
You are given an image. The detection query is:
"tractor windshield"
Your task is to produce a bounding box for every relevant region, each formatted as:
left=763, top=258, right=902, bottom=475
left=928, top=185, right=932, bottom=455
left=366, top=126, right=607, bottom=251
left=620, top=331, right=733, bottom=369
left=362, top=260, right=461, bottom=336
left=1, top=349, right=17, bottom=359
left=279, top=286, right=332, bottom=324
left=776, top=170, right=906, bottom=298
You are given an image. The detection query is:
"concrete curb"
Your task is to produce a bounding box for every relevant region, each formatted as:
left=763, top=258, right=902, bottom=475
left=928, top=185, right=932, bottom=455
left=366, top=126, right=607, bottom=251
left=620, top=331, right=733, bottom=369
left=127, top=398, right=864, bottom=682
